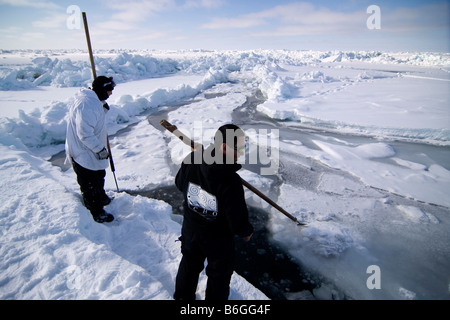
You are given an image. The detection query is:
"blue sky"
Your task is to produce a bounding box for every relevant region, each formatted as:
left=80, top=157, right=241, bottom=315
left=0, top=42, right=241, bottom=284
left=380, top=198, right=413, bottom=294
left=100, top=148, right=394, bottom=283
left=0, top=0, right=449, bottom=52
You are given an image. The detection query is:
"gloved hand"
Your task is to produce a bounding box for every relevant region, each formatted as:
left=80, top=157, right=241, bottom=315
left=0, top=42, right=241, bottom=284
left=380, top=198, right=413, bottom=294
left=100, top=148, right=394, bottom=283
left=96, top=147, right=109, bottom=160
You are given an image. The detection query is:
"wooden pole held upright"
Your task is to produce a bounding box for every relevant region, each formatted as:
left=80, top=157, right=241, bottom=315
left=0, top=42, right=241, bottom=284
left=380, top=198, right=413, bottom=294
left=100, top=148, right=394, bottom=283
left=82, top=12, right=96, bottom=79
left=82, top=12, right=119, bottom=192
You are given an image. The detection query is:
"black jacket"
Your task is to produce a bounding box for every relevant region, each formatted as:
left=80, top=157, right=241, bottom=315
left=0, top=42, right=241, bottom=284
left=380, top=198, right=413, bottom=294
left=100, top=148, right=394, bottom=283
left=175, top=145, right=253, bottom=238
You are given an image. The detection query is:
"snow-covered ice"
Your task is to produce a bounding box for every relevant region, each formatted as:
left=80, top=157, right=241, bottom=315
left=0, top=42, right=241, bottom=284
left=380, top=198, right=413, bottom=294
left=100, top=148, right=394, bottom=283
left=0, top=49, right=449, bottom=300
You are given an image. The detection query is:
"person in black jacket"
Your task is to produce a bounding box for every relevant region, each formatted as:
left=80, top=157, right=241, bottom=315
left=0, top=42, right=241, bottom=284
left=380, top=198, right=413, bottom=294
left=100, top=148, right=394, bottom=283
left=174, top=124, right=253, bottom=300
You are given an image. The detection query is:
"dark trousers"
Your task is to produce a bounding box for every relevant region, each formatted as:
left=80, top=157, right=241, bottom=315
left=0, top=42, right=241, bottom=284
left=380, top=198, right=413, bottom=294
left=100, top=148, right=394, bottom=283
left=72, top=159, right=107, bottom=215
left=174, top=227, right=235, bottom=300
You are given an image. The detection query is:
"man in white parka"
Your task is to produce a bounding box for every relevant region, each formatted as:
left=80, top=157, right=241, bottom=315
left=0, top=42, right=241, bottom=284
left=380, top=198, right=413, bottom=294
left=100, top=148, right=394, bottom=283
left=65, top=76, right=116, bottom=223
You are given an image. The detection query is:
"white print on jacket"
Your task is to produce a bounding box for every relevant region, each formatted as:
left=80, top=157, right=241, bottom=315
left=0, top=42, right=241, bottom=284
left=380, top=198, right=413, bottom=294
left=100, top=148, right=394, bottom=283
left=187, top=182, right=218, bottom=220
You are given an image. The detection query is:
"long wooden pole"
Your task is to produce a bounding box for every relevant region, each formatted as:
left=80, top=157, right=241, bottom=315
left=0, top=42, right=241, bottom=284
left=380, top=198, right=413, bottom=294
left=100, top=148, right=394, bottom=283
left=82, top=12, right=96, bottom=79
left=82, top=12, right=119, bottom=192
left=160, top=119, right=305, bottom=226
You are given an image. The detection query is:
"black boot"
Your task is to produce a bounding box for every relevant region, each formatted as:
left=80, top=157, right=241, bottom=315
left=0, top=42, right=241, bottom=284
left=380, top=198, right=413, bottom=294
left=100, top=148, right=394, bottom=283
left=92, top=210, right=114, bottom=223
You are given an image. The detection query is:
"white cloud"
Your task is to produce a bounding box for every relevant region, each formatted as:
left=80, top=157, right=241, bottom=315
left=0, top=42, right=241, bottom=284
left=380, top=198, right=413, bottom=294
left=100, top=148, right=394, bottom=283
left=106, top=0, right=175, bottom=23
left=0, top=26, right=22, bottom=33
left=96, top=20, right=138, bottom=32
left=93, top=28, right=168, bottom=48
left=32, top=12, right=67, bottom=29
left=21, top=32, right=46, bottom=39
left=202, top=16, right=266, bottom=29
left=0, top=0, right=60, bottom=10
left=183, top=0, right=226, bottom=9
left=90, top=0, right=179, bottom=48
left=202, top=2, right=363, bottom=33
left=382, top=3, right=450, bottom=32
left=201, top=1, right=450, bottom=38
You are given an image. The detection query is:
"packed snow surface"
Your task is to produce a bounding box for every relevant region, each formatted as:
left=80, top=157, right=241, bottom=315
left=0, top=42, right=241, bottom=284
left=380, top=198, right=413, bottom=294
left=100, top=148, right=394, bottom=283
left=0, top=49, right=449, bottom=300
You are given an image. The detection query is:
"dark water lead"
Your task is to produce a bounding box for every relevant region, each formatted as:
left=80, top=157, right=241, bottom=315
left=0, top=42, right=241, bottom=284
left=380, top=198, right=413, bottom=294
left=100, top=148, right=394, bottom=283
left=129, top=185, right=318, bottom=300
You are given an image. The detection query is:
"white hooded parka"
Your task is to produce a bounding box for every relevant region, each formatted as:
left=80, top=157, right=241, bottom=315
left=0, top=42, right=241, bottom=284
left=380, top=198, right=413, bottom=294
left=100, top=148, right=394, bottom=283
left=65, top=88, right=109, bottom=171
